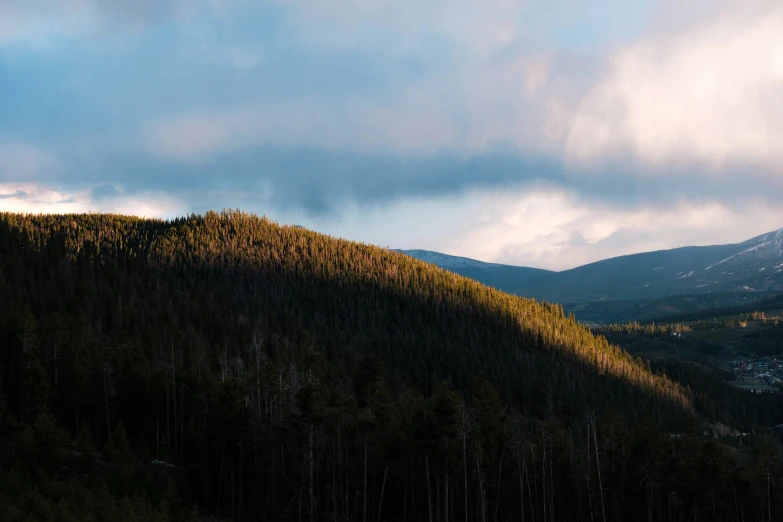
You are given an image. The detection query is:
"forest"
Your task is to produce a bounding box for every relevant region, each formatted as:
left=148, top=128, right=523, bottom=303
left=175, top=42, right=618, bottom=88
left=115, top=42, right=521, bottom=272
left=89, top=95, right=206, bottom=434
left=0, top=210, right=781, bottom=521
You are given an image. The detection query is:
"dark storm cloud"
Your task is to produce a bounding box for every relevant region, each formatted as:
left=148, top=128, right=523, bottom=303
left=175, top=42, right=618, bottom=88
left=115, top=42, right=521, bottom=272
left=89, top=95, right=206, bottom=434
left=41, top=143, right=781, bottom=217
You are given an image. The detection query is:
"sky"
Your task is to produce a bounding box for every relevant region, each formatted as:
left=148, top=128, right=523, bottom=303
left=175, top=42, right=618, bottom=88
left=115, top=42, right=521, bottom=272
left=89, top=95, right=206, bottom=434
left=1, top=0, right=782, bottom=270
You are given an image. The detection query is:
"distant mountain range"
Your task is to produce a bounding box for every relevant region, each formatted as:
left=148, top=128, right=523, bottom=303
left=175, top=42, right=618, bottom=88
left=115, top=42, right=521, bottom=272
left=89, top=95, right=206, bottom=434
left=398, top=249, right=553, bottom=291
left=398, top=228, right=783, bottom=322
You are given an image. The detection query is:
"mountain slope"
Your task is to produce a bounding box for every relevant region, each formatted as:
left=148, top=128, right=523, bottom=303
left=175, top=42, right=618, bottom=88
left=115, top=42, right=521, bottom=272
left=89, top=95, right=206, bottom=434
left=397, top=249, right=556, bottom=291
left=0, top=211, right=688, bottom=421
left=524, top=228, right=783, bottom=303
left=402, top=228, right=783, bottom=320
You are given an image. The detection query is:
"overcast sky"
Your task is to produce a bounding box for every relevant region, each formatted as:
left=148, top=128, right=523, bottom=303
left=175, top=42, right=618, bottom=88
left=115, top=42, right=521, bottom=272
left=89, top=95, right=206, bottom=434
left=1, top=0, right=782, bottom=270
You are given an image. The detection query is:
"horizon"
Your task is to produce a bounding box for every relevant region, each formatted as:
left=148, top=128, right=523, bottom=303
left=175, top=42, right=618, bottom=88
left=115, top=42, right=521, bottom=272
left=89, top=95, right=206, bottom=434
left=400, top=224, right=783, bottom=271
left=2, top=1, right=781, bottom=271
left=4, top=207, right=781, bottom=273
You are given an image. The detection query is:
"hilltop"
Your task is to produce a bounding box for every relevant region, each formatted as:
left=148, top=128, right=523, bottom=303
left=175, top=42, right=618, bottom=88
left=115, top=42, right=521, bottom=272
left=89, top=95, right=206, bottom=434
left=0, top=210, right=688, bottom=422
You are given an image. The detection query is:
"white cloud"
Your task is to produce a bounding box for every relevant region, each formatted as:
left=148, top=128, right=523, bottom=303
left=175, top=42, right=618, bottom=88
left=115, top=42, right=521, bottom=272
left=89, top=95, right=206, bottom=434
left=0, top=182, right=184, bottom=217
left=142, top=0, right=781, bottom=175
left=567, top=3, right=783, bottom=172
left=437, top=189, right=783, bottom=270
left=262, top=185, right=783, bottom=272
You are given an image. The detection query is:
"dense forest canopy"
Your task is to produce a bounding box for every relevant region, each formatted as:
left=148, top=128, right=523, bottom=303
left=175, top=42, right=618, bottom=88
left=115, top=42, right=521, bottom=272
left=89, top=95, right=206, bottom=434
left=0, top=210, right=781, bottom=521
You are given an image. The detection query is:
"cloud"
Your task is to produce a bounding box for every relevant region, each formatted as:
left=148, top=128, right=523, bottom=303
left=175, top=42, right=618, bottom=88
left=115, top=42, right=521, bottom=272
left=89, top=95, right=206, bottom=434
left=0, top=142, right=57, bottom=179
left=0, top=182, right=184, bottom=217
left=145, top=100, right=464, bottom=160
left=276, top=0, right=527, bottom=57
left=145, top=101, right=332, bottom=162
left=567, top=3, right=783, bottom=172
left=0, top=0, right=209, bottom=46
left=433, top=188, right=783, bottom=270
left=228, top=47, right=263, bottom=71
left=144, top=48, right=593, bottom=162
left=267, top=184, right=783, bottom=271
left=279, top=0, right=653, bottom=58
left=2, top=0, right=781, bottom=271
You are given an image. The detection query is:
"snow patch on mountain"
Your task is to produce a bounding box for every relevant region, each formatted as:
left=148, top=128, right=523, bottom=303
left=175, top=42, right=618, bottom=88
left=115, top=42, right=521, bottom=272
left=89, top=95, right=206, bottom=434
left=706, top=229, right=783, bottom=270
left=706, top=254, right=737, bottom=271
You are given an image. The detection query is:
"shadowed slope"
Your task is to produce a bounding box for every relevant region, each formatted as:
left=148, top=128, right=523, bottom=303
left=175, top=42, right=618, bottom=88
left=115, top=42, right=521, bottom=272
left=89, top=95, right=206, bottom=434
left=1, top=210, right=691, bottom=425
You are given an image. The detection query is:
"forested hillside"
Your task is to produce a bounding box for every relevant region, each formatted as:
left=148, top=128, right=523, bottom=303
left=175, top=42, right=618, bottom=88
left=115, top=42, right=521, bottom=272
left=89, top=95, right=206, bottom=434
left=1, top=211, right=781, bottom=522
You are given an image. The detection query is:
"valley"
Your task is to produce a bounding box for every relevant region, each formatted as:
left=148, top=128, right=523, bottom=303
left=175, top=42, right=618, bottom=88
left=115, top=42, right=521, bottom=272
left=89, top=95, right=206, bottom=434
left=595, top=306, right=783, bottom=420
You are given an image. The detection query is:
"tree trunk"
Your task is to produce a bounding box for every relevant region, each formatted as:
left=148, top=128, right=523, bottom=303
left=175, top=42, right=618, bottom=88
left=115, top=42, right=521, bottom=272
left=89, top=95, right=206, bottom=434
left=377, top=465, right=388, bottom=522
left=767, top=468, right=772, bottom=522
left=436, top=470, right=440, bottom=522
left=586, top=422, right=594, bottom=522
left=299, top=471, right=304, bottom=522
left=463, top=415, right=469, bottom=522
left=444, top=472, right=449, bottom=522
left=54, top=344, right=58, bottom=399
left=541, top=433, right=547, bottom=522
left=549, top=435, right=554, bottom=522
left=231, top=459, right=236, bottom=520
left=528, top=443, right=537, bottom=522
left=102, top=349, right=112, bottom=441
left=171, top=341, right=177, bottom=461
left=518, top=447, right=525, bottom=522
left=217, top=438, right=226, bottom=515
left=591, top=417, right=607, bottom=522
left=525, top=457, right=535, bottom=522
left=413, top=462, right=417, bottom=522
left=426, top=454, right=434, bottom=522
left=494, top=458, right=502, bottom=522
left=477, top=444, right=485, bottom=522
left=180, top=383, right=184, bottom=461
left=310, top=424, right=315, bottom=522
left=166, top=367, right=170, bottom=452
left=364, top=439, right=368, bottom=522
left=333, top=443, right=338, bottom=522
left=404, top=465, right=408, bottom=522
left=517, top=444, right=525, bottom=522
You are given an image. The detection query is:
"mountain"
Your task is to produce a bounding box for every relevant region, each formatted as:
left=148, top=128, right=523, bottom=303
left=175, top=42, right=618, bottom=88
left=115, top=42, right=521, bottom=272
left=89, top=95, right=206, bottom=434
left=524, top=227, right=783, bottom=302
left=401, top=228, right=783, bottom=321
left=396, top=248, right=556, bottom=291
left=1, top=211, right=782, bottom=522
left=0, top=211, right=688, bottom=423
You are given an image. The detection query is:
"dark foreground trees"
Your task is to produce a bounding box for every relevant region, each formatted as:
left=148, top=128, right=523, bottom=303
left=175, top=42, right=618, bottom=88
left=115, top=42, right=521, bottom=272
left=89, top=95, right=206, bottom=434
left=2, top=341, right=781, bottom=521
